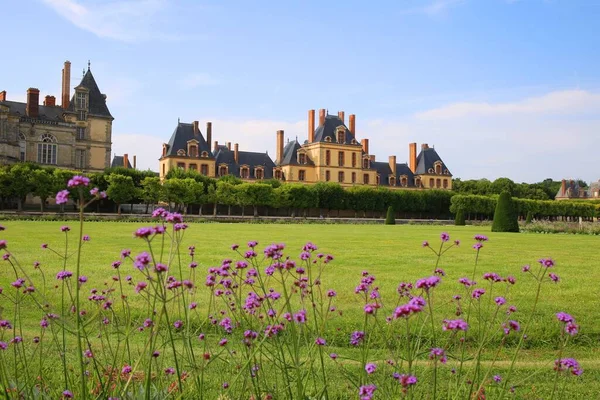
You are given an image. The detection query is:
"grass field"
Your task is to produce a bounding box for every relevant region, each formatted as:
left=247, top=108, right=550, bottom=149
left=0, top=221, right=598, bottom=398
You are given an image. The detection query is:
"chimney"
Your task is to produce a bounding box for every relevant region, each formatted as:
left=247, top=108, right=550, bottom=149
left=133, top=155, right=137, bottom=169
left=234, top=143, right=239, bottom=163
left=561, top=179, right=566, bottom=196
left=308, top=109, right=315, bottom=143
left=318, top=108, right=326, bottom=126
left=226, top=142, right=231, bottom=151
left=409, top=143, right=417, bottom=173
left=389, top=156, right=397, bottom=177
left=123, top=154, right=129, bottom=168
left=276, top=130, right=284, bottom=164
left=43, top=95, right=56, bottom=106
left=349, top=114, right=356, bottom=134
left=192, top=120, right=199, bottom=135
left=214, top=141, right=219, bottom=152
left=369, top=155, right=376, bottom=162
left=26, top=88, right=40, bottom=118
left=338, top=111, right=345, bottom=124
left=421, top=143, right=429, bottom=151
left=361, top=138, right=369, bottom=154
left=0, top=91, right=6, bottom=102
left=206, top=122, right=212, bottom=149
left=62, top=60, right=71, bottom=109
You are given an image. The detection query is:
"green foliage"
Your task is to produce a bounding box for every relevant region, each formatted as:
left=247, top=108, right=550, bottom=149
left=526, top=210, right=533, bottom=224
left=385, top=206, right=396, bottom=225
left=106, top=174, right=137, bottom=214
left=492, top=191, right=519, bottom=232
left=455, top=209, right=465, bottom=226
left=218, top=175, right=243, bottom=185
left=236, top=183, right=274, bottom=216
left=140, top=177, right=163, bottom=206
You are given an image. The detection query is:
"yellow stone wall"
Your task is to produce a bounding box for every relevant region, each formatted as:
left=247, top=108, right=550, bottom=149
left=159, top=156, right=216, bottom=180
left=418, top=174, right=453, bottom=190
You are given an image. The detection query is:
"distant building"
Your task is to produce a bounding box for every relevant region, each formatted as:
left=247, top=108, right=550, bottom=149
left=0, top=60, right=113, bottom=172
left=159, top=109, right=452, bottom=189
left=556, top=179, right=600, bottom=200
left=111, top=154, right=136, bottom=169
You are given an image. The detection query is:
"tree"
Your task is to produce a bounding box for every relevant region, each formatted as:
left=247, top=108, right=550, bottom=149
left=237, top=183, right=274, bottom=217
left=491, top=191, right=519, bottom=232
left=31, top=168, right=55, bottom=212
left=455, top=209, right=466, bottom=226
left=385, top=206, right=396, bottom=225
left=8, top=164, right=36, bottom=211
left=216, top=181, right=238, bottom=216
left=106, top=174, right=136, bottom=216
left=491, top=178, right=516, bottom=196
left=140, top=177, right=162, bottom=214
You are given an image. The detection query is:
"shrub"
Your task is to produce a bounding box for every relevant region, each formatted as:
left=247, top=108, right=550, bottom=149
left=454, top=209, right=465, bottom=226
left=526, top=210, right=533, bottom=224
left=385, top=205, right=396, bottom=225
left=492, top=191, right=519, bottom=232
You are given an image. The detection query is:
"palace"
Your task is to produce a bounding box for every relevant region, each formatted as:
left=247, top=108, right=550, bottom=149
left=159, top=109, right=452, bottom=189
left=0, top=61, right=113, bottom=172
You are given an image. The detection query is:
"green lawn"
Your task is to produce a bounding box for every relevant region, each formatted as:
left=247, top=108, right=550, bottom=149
left=0, top=221, right=598, bottom=398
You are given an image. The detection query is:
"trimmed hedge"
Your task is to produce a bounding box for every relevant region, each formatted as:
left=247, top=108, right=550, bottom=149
left=491, top=191, right=519, bottom=232
left=454, top=209, right=465, bottom=226
left=385, top=206, right=396, bottom=225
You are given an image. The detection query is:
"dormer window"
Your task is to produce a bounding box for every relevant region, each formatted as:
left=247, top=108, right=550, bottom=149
left=428, top=168, right=434, bottom=174
left=274, top=169, right=283, bottom=180
left=177, top=149, right=186, bottom=156
left=325, top=136, right=332, bottom=142
left=255, top=167, right=264, bottom=180
left=415, top=177, right=421, bottom=187
left=219, top=165, right=228, bottom=176
left=362, top=158, right=370, bottom=169
left=201, top=151, right=209, bottom=158
left=389, top=176, right=395, bottom=186
left=189, top=145, right=198, bottom=157
left=76, top=92, right=87, bottom=110
left=77, top=110, right=87, bottom=121
left=351, top=139, right=357, bottom=145
left=241, top=166, right=250, bottom=179
left=401, top=176, right=408, bottom=186
left=337, top=130, right=345, bottom=144
left=434, top=162, right=442, bottom=174
left=298, top=153, right=306, bottom=164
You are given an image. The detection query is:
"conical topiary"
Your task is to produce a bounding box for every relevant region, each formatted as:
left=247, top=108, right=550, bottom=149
left=491, top=191, right=519, bottom=232
left=455, top=209, right=466, bottom=226
left=385, top=206, right=396, bottom=225
left=525, top=211, right=533, bottom=224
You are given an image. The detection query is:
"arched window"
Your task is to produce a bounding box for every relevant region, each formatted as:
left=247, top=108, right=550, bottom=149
left=436, top=178, right=441, bottom=188
left=298, top=153, right=306, bottom=164
left=337, top=130, right=345, bottom=143
left=18, top=133, right=26, bottom=161
left=389, top=176, right=395, bottom=186
left=443, top=179, right=448, bottom=189
left=177, top=149, right=186, bottom=156
left=274, top=170, right=282, bottom=180
left=363, top=174, right=370, bottom=184
left=401, top=177, right=407, bottom=187
left=37, top=133, right=57, bottom=164
left=325, top=150, right=331, bottom=166
left=219, top=166, right=228, bottom=176
left=362, top=158, right=369, bottom=169
left=189, top=145, right=198, bottom=157
left=325, top=136, right=332, bottom=142
left=201, top=151, right=209, bottom=158
left=376, top=175, right=380, bottom=185
left=415, top=178, right=421, bottom=187
left=435, top=163, right=442, bottom=174
left=429, top=178, right=434, bottom=187
left=352, top=153, right=357, bottom=167
left=255, top=168, right=264, bottom=180
left=201, top=164, right=208, bottom=175
left=241, top=167, right=249, bottom=179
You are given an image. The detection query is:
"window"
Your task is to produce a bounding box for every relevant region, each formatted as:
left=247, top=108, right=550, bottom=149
left=189, top=145, right=198, bottom=157
left=338, top=171, right=344, bottom=183
left=415, top=178, right=421, bottom=187
left=429, top=178, right=434, bottom=187
left=219, top=166, right=228, bottom=176
left=435, top=163, right=442, bottom=174
left=338, top=151, right=345, bottom=166
left=362, top=158, right=369, bottom=169
left=401, top=177, right=407, bottom=187
left=201, top=151, right=208, bottom=158
left=436, top=178, right=441, bottom=188
left=189, top=163, right=197, bottom=171
left=177, top=162, right=185, bottom=170
left=325, top=136, right=332, bottom=142
left=298, top=153, right=306, bottom=164
left=162, top=145, right=167, bottom=157
left=325, top=150, right=331, bottom=166
left=275, top=170, right=282, bottom=180
left=75, top=149, right=85, bottom=169
left=18, top=133, right=26, bottom=161
left=376, top=175, right=380, bottom=185
left=76, top=92, right=87, bottom=109
left=352, top=153, right=357, bottom=167
left=389, top=176, right=395, bottom=186
left=325, top=170, right=330, bottom=181
left=177, top=149, right=186, bottom=156
left=298, top=170, right=305, bottom=181
left=162, top=164, right=165, bottom=176
left=201, top=164, right=208, bottom=175
left=37, top=134, right=57, bottom=165
left=363, top=174, right=370, bottom=184
left=76, top=127, right=85, bottom=140
left=351, top=172, right=356, bottom=183
left=241, top=167, right=249, bottom=179
left=337, top=130, right=345, bottom=143
left=443, top=179, right=448, bottom=189
left=255, top=168, right=264, bottom=180
left=77, top=110, right=87, bottom=121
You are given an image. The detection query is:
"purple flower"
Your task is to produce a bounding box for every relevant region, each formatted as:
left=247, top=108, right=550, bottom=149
left=0, top=342, right=6, bottom=350
left=134, top=252, right=151, bottom=270
left=442, top=319, right=468, bottom=331
left=327, top=289, right=337, bottom=297
left=61, top=226, right=70, bottom=232
left=219, top=338, right=228, bottom=346
left=429, top=348, right=447, bottom=364
left=365, top=363, right=377, bottom=374
left=56, top=271, right=73, bottom=280
left=78, top=276, right=87, bottom=284
left=416, top=276, right=441, bottom=291
left=293, top=310, right=307, bottom=324
left=474, top=234, right=488, bottom=242
left=84, top=349, right=93, bottom=358
left=393, top=373, right=418, bottom=388
left=472, top=243, right=483, bottom=250
left=164, top=367, right=175, bottom=375
left=222, top=382, right=229, bottom=389
left=67, top=175, right=90, bottom=187
left=121, top=365, right=132, bottom=374
left=173, top=320, right=183, bottom=329
left=493, top=375, right=502, bottom=383
left=538, top=258, right=555, bottom=268
left=358, top=384, right=377, bottom=400
left=471, top=288, right=486, bottom=299
left=231, top=244, right=239, bottom=250
left=82, top=235, right=90, bottom=242
left=522, top=264, right=530, bottom=272
left=134, top=227, right=155, bottom=238
left=440, top=232, right=450, bottom=242
left=350, top=331, right=365, bottom=346
left=0, top=240, right=7, bottom=249
left=329, top=353, right=338, bottom=360
left=0, top=320, right=13, bottom=329
left=565, top=322, right=579, bottom=336
left=121, top=249, right=131, bottom=258
left=247, top=240, right=258, bottom=248
left=135, top=281, right=147, bottom=293
left=62, top=390, right=73, bottom=398
left=549, top=273, right=560, bottom=283
left=55, top=190, right=70, bottom=205
left=495, top=297, right=506, bottom=306
left=503, top=320, right=521, bottom=335
left=422, top=241, right=429, bottom=248
left=556, top=312, right=574, bottom=323
left=555, top=358, right=583, bottom=376
left=315, top=337, right=326, bottom=346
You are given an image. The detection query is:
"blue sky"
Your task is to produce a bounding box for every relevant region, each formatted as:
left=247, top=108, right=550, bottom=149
left=3, top=0, right=600, bottom=182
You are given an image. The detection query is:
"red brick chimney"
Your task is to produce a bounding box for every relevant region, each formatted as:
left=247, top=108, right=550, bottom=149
left=234, top=143, right=239, bottom=163
left=226, top=142, right=231, bottom=151
left=133, top=155, right=137, bottom=169
left=206, top=122, right=212, bottom=150
left=349, top=114, right=356, bottom=135
left=44, top=95, right=56, bottom=106
left=123, top=154, right=129, bottom=168
left=0, top=91, right=6, bottom=102
left=561, top=179, right=566, bottom=196
left=318, top=108, right=326, bottom=126
left=369, top=155, right=375, bottom=162
left=214, top=141, right=219, bottom=152
left=421, top=143, right=429, bottom=151
left=409, top=143, right=417, bottom=173
left=61, top=60, right=71, bottom=109
left=389, top=155, right=397, bottom=177
left=26, top=88, right=40, bottom=118
left=361, top=138, right=369, bottom=154
left=338, top=111, right=345, bottom=124
left=308, top=109, right=315, bottom=143
left=276, top=130, right=284, bottom=164
left=192, top=120, right=199, bottom=135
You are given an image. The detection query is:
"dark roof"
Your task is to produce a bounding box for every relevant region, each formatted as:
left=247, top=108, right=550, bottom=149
left=415, top=147, right=452, bottom=176
left=371, top=161, right=415, bottom=187
left=0, top=100, right=66, bottom=122
left=164, top=122, right=212, bottom=158
left=313, top=114, right=358, bottom=144
left=215, top=146, right=275, bottom=179
left=111, top=155, right=133, bottom=169
left=556, top=180, right=587, bottom=198
left=279, top=139, right=314, bottom=166
left=67, top=69, right=113, bottom=119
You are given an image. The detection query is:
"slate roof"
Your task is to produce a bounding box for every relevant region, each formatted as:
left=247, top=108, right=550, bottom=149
left=215, top=145, right=275, bottom=179
left=0, top=100, right=66, bottom=122
left=111, top=155, right=132, bottom=169
left=163, top=122, right=213, bottom=158
left=279, top=139, right=314, bottom=166
left=415, top=147, right=452, bottom=176
left=313, top=114, right=358, bottom=144
left=371, top=161, right=415, bottom=187
left=67, top=69, right=113, bottom=119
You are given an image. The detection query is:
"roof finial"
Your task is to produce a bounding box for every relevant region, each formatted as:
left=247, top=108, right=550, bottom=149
left=82, top=68, right=85, bottom=77
left=87, top=60, right=91, bottom=70
left=178, top=117, right=180, bottom=123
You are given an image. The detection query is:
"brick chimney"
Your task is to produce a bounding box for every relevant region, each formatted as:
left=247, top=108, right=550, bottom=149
left=361, top=138, right=369, bottom=154
left=133, top=155, right=137, bottom=169
left=276, top=130, right=284, bottom=164
left=561, top=179, right=566, bottom=196
left=389, top=155, right=397, bottom=177
left=369, top=155, right=375, bottom=162
left=26, top=88, right=40, bottom=118
left=409, top=143, right=417, bottom=173
left=214, top=141, right=219, bottom=152
left=421, top=143, right=429, bottom=151
left=0, top=91, right=6, bottom=102
left=308, top=109, right=315, bottom=143
left=226, top=142, right=231, bottom=151
left=192, top=120, right=199, bottom=135
left=206, top=122, right=212, bottom=150
left=338, top=111, right=345, bottom=124
left=43, top=95, right=56, bottom=106
left=123, top=154, right=129, bottom=168
left=349, top=114, right=356, bottom=135
left=318, top=108, right=326, bottom=126
left=234, top=143, right=239, bottom=163
left=61, top=60, right=71, bottom=109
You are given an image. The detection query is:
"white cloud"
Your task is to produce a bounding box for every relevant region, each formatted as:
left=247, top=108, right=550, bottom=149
left=40, top=0, right=193, bottom=42
left=177, top=73, right=220, bottom=90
